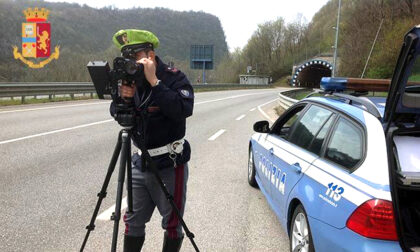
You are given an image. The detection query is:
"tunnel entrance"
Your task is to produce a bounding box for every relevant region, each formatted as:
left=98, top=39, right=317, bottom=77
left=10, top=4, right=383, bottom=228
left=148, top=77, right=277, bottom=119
left=292, top=60, right=333, bottom=88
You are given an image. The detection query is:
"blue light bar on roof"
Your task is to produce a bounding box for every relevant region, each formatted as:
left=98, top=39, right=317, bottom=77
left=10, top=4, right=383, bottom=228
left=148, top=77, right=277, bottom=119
left=321, top=77, right=391, bottom=92
left=320, top=77, right=348, bottom=91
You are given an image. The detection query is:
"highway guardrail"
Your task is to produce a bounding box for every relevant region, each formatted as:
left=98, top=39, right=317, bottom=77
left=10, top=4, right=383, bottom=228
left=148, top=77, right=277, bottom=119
left=278, top=89, right=299, bottom=110
left=0, top=82, right=272, bottom=102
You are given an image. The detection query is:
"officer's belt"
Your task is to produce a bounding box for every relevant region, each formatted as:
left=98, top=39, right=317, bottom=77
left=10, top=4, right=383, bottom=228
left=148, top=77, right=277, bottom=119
left=138, top=138, right=184, bottom=157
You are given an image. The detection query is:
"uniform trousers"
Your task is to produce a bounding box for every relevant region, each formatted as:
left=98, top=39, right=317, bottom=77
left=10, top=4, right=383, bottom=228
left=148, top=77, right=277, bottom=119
left=123, top=153, right=188, bottom=239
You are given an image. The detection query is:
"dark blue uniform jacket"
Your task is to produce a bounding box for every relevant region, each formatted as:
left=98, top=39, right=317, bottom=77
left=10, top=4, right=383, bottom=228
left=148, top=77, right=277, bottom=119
left=110, top=56, right=194, bottom=167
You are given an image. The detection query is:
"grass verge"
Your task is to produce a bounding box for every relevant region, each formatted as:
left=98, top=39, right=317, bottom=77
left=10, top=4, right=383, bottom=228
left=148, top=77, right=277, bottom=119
left=0, top=95, right=97, bottom=106
left=272, top=76, right=292, bottom=88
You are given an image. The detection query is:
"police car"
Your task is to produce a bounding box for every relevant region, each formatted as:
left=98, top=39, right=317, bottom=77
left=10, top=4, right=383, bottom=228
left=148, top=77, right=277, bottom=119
left=248, top=26, right=420, bottom=252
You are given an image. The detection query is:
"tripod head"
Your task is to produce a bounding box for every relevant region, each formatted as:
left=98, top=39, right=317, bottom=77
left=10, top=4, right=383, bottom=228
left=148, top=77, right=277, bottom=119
left=113, top=81, right=153, bottom=129
left=114, top=101, right=136, bottom=129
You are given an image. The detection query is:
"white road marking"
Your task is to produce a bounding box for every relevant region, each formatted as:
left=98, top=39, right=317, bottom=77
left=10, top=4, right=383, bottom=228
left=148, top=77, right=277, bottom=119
left=0, top=119, right=114, bottom=145
left=208, top=129, right=226, bottom=141
left=249, top=108, right=256, bottom=111
left=236, top=114, right=246, bottom=121
left=195, top=92, right=272, bottom=105
left=97, top=196, right=128, bottom=221
left=257, top=98, right=279, bottom=123
left=0, top=101, right=109, bottom=114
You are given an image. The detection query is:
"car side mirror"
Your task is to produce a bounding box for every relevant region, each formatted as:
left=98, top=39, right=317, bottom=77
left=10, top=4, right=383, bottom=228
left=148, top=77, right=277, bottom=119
left=253, top=121, right=270, bottom=133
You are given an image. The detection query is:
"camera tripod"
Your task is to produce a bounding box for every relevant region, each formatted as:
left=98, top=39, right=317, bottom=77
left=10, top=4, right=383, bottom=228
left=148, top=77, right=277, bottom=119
left=80, top=109, right=199, bottom=252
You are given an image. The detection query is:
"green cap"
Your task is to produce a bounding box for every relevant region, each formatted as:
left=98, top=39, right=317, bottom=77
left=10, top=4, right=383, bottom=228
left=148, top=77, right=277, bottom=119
left=112, top=29, right=160, bottom=51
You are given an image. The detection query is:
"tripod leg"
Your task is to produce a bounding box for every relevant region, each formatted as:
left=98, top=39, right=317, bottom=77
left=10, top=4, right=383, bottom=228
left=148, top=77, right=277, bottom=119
left=111, top=130, right=130, bottom=252
left=148, top=163, right=200, bottom=252
left=80, top=131, right=123, bottom=252
left=126, top=132, right=134, bottom=212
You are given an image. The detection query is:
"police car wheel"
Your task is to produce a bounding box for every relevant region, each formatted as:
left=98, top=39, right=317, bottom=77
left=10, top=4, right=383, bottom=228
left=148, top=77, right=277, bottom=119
left=290, top=205, right=314, bottom=252
left=248, top=147, right=258, bottom=188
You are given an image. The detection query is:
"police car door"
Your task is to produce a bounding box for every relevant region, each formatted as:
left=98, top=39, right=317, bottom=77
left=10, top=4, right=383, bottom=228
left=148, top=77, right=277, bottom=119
left=384, top=26, right=420, bottom=251
left=259, top=104, right=306, bottom=210
left=267, top=103, right=333, bottom=219
left=252, top=132, right=277, bottom=194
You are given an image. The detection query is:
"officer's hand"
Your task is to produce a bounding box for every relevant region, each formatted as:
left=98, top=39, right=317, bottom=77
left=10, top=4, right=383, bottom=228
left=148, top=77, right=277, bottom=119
left=120, top=82, right=136, bottom=98
left=137, top=57, right=158, bottom=87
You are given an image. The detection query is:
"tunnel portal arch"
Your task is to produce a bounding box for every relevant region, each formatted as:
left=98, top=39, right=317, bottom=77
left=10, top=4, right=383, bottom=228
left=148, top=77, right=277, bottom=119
left=292, top=59, right=333, bottom=88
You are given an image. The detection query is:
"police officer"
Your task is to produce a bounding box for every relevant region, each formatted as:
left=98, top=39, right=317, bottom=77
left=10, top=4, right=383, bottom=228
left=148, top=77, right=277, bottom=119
left=110, top=29, right=194, bottom=252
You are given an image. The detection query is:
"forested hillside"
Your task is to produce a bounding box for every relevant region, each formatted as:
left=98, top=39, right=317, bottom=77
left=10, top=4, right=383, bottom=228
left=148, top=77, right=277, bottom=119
left=213, top=0, right=420, bottom=83
left=339, top=0, right=419, bottom=78
left=0, top=0, right=228, bottom=82
left=3, top=0, right=417, bottom=84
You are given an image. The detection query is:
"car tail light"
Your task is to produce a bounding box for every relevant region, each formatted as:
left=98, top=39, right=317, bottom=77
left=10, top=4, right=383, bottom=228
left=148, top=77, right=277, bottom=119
left=346, top=199, right=398, bottom=241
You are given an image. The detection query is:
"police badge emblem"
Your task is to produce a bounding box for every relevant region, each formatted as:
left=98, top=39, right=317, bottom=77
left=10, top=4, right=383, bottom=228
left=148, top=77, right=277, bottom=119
left=12, top=7, right=60, bottom=68
left=181, top=90, right=190, bottom=97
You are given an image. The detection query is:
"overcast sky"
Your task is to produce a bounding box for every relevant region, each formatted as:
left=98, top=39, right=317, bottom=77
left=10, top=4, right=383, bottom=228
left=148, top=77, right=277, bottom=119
left=46, top=0, right=331, bottom=51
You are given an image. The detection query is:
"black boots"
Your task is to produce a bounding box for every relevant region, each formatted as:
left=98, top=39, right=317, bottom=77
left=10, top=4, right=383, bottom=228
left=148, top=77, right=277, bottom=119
left=123, top=233, right=183, bottom=252
left=123, top=235, right=145, bottom=252
left=162, top=233, right=183, bottom=252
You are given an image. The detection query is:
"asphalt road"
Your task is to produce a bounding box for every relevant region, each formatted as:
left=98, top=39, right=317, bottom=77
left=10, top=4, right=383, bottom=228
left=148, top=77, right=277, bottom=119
left=0, top=88, right=290, bottom=252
